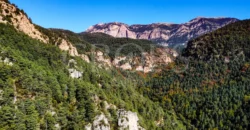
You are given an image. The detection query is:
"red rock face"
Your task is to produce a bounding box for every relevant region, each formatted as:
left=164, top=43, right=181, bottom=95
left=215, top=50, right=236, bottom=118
left=86, top=18, right=239, bottom=46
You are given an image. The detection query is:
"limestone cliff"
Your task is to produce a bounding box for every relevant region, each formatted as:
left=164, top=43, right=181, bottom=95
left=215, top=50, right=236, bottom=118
left=86, top=18, right=238, bottom=46
left=0, top=1, right=81, bottom=58
left=0, top=1, right=48, bottom=43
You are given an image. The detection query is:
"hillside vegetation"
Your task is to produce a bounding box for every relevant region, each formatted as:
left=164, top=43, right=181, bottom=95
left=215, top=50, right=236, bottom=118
left=79, top=32, right=161, bottom=59
left=0, top=23, right=184, bottom=129
left=1, top=0, right=250, bottom=129
left=138, top=20, right=250, bottom=129
left=183, top=19, right=250, bottom=61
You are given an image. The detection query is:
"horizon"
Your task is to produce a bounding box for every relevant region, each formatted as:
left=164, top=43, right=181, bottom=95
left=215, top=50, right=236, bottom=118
left=9, top=0, right=250, bottom=33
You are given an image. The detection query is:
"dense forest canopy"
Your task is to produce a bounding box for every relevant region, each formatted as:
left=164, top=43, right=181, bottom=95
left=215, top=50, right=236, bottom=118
left=138, top=19, right=250, bottom=129
left=79, top=32, right=161, bottom=59
left=183, top=19, right=250, bottom=62
left=0, top=23, right=184, bottom=129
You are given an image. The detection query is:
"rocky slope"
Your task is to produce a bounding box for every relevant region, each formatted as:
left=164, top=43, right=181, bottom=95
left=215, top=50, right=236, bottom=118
left=0, top=0, right=48, bottom=43
left=0, top=1, right=183, bottom=129
left=86, top=17, right=238, bottom=46
left=0, top=1, right=176, bottom=73
left=78, top=32, right=178, bottom=73
left=85, top=109, right=145, bottom=130
left=183, top=19, right=250, bottom=62
left=0, top=0, right=80, bottom=57
left=93, top=48, right=176, bottom=73
left=0, top=22, right=187, bottom=129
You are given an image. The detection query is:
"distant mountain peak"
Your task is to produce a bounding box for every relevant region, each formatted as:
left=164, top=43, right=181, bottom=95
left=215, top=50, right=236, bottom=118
left=86, top=17, right=239, bottom=46
left=189, top=17, right=235, bottom=22
left=153, top=22, right=175, bottom=25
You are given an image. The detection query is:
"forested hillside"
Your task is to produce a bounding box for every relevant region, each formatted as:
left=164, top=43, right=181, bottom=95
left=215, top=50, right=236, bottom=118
left=79, top=32, right=160, bottom=59
left=45, top=30, right=176, bottom=73
left=183, top=19, right=250, bottom=61
left=1, top=0, right=250, bottom=130
left=0, top=23, right=184, bottom=129
left=138, top=20, right=250, bottom=129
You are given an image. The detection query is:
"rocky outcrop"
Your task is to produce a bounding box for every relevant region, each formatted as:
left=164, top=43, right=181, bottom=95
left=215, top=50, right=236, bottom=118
left=112, top=48, right=176, bottom=73
left=58, top=39, right=79, bottom=56
left=56, top=38, right=90, bottom=62
left=83, top=97, right=145, bottom=130
left=89, top=47, right=175, bottom=73
left=0, top=1, right=48, bottom=43
left=88, top=47, right=175, bottom=72
left=119, top=62, right=132, bottom=70
left=0, top=57, right=13, bottom=66
left=94, top=51, right=112, bottom=67
left=86, top=110, right=145, bottom=130
left=85, top=114, right=111, bottom=130
left=118, top=109, right=145, bottom=130
left=68, top=69, right=83, bottom=79
left=86, top=17, right=238, bottom=46
left=67, top=59, right=84, bottom=78
left=0, top=1, right=89, bottom=62
left=80, top=54, right=90, bottom=63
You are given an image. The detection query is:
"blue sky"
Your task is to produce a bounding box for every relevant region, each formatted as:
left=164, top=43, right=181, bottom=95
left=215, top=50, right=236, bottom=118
left=9, top=0, right=250, bottom=33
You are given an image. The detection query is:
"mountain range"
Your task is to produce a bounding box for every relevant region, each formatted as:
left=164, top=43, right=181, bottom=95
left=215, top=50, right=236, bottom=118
left=86, top=17, right=238, bottom=47
left=1, top=0, right=250, bottom=130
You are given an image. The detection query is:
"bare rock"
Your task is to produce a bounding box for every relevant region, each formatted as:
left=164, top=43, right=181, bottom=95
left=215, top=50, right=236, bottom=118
left=68, top=69, right=83, bottom=79
left=120, top=62, right=132, bottom=70
left=58, top=39, right=79, bottom=56
left=86, top=114, right=111, bottom=130
left=118, top=109, right=145, bottom=130
left=86, top=18, right=238, bottom=46
left=0, top=1, right=48, bottom=43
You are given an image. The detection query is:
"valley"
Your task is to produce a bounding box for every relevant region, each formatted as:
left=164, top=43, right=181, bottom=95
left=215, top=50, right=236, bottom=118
left=0, top=0, right=250, bottom=130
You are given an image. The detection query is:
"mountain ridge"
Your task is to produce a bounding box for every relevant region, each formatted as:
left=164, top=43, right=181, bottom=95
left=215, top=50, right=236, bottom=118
left=183, top=19, right=250, bottom=61
left=86, top=17, right=239, bottom=46
left=1, top=0, right=250, bottom=130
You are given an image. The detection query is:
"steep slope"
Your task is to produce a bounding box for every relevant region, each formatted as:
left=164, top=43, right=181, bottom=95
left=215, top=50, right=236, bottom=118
left=0, top=1, right=186, bottom=129
left=138, top=20, right=250, bottom=129
left=0, top=0, right=178, bottom=73
left=86, top=17, right=238, bottom=46
left=183, top=19, right=250, bottom=61
left=0, top=0, right=47, bottom=43
left=44, top=28, right=177, bottom=73
left=0, top=0, right=82, bottom=58
left=79, top=32, right=177, bottom=72
left=0, top=20, right=185, bottom=130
